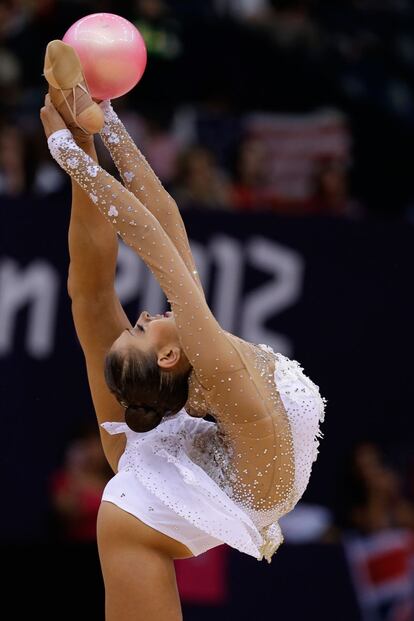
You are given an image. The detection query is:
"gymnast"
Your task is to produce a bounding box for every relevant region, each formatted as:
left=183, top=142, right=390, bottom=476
left=41, top=40, right=326, bottom=621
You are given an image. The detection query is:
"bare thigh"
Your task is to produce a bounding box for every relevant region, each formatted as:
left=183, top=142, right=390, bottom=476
left=97, top=500, right=194, bottom=621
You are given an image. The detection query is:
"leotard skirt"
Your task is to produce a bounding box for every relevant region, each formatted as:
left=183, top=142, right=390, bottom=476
left=100, top=346, right=326, bottom=561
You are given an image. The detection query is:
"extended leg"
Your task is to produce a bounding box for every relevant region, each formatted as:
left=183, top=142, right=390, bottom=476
left=97, top=501, right=192, bottom=621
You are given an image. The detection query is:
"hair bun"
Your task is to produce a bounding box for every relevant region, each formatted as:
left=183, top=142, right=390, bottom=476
left=125, top=404, right=164, bottom=432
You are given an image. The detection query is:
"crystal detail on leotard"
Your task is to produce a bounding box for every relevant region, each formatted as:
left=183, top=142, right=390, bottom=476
left=185, top=370, right=211, bottom=418
left=185, top=334, right=295, bottom=562
left=186, top=342, right=326, bottom=560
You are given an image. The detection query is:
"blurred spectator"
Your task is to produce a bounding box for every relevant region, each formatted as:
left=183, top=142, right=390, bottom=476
left=133, top=0, right=182, bottom=60
left=214, top=0, right=269, bottom=21
left=172, top=101, right=242, bottom=170
left=304, top=156, right=363, bottom=217
left=230, top=137, right=274, bottom=210
left=0, top=0, right=29, bottom=42
left=130, top=0, right=183, bottom=108
left=173, top=145, right=232, bottom=209
left=335, top=442, right=414, bottom=534
left=243, top=109, right=352, bottom=214
left=48, top=421, right=112, bottom=542
left=0, top=124, right=29, bottom=196
left=262, top=0, right=320, bottom=51
left=334, top=442, right=414, bottom=621
left=143, top=113, right=180, bottom=184
left=0, top=47, right=22, bottom=115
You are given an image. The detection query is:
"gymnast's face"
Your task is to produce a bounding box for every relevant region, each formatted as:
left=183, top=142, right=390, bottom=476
left=111, top=310, right=184, bottom=370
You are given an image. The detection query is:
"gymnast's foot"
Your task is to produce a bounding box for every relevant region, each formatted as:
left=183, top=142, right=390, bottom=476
left=43, top=40, right=104, bottom=143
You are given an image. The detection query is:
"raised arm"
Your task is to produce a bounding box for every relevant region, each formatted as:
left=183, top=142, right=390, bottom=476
left=47, top=126, right=244, bottom=387
left=97, top=100, right=204, bottom=294
left=67, top=135, right=130, bottom=473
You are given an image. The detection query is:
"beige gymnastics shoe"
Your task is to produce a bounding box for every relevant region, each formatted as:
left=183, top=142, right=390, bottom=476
left=43, top=40, right=104, bottom=140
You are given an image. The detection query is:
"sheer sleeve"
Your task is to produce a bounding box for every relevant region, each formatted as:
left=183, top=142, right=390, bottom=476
left=98, top=100, right=203, bottom=293
left=48, top=129, right=244, bottom=386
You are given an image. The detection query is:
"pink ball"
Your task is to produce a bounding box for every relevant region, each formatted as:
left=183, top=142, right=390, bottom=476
left=62, top=13, right=147, bottom=101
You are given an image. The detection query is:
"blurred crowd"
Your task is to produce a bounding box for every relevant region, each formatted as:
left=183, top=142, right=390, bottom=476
left=47, top=420, right=113, bottom=542
left=1, top=0, right=414, bottom=216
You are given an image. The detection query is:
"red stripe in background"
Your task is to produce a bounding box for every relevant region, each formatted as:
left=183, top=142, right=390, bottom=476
left=175, top=545, right=230, bottom=605
left=366, top=547, right=410, bottom=584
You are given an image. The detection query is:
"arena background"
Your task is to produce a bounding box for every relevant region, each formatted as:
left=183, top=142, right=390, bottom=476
left=1, top=2, right=414, bottom=620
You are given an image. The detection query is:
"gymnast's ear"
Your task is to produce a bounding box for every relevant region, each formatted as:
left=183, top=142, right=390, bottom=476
left=157, top=345, right=181, bottom=370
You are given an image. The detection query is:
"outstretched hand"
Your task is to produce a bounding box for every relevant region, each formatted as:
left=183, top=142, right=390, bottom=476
left=40, top=94, right=69, bottom=139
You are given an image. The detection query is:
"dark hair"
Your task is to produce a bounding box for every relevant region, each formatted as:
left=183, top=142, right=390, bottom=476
left=104, top=346, right=191, bottom=433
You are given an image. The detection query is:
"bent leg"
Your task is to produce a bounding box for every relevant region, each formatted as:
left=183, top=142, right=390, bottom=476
left=97, top=500, right=193, bottom=621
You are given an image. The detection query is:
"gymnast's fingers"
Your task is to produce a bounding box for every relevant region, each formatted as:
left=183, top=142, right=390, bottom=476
left=40, top=98, right=68, bottom=139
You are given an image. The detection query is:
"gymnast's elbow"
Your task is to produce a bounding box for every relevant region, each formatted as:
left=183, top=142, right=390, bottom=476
left=67, top=264, right=113, bottom=303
